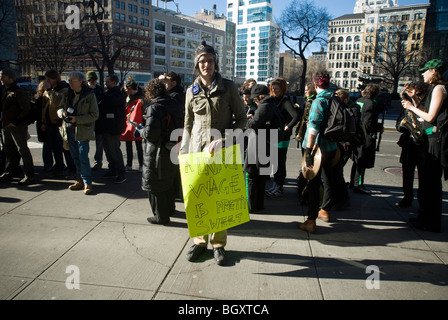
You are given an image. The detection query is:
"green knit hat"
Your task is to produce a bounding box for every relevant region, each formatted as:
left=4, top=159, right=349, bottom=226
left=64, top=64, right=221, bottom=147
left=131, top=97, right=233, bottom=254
left=86, top=71, right=98, bottom=81
left=419, top=59, right=447, bottom=73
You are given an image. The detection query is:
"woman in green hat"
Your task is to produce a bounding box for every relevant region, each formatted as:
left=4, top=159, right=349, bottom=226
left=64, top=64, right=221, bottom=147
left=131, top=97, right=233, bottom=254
left=401, top=59, right=448, bottom=232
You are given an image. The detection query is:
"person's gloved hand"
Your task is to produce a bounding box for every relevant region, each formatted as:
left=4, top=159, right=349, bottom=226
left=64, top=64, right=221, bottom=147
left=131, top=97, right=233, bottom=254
left=133, top=124, right=143, bottom=138
left=305, top=148, right=314, bottom=167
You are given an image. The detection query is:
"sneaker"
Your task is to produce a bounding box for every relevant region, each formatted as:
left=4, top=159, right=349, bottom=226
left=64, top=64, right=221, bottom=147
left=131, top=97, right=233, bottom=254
left=114, top=176, right=127, bottom=184
left=125, top=165, right=132, bottom=172
left=265, top=184, right=278, bottom=196
left=213, top=247, right=227, bottom=266
left=270, top=186, right=283, bottom=197
left=18, top=176, right=35, bottom=186
left=185, top=244, right=207, bottom=262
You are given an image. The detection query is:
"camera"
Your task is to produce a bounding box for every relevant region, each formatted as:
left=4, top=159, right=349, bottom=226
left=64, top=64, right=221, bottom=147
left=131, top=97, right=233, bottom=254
left=65, top=107, right=75, bottom=126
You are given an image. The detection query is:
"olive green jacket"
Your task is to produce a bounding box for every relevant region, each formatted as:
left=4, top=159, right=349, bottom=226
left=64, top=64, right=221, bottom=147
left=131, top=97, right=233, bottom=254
left=180, top=73, right=247, bottom=153
left=57, top=85, right=99, bottom=141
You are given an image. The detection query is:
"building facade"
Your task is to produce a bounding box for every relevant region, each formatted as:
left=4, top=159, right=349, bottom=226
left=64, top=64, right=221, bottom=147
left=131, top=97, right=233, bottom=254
left=226, top=0, right=280, bottom=84
left=15, top=0, right=152, bottom=83
left=328, top=2, right=429, bottom=92
left=327, top=13, right=365, bottom=91
left=152, top=7, right=235, bottom=86
left=423, top=0, right=448, bottom=60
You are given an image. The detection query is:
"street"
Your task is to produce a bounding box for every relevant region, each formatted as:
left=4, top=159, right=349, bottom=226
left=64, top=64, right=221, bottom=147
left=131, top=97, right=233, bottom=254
left=0, top=117, right=447, bottom=301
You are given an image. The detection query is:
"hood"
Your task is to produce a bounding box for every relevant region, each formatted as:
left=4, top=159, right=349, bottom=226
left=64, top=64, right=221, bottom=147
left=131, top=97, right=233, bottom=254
left=151, top=95, right=185, bottom=119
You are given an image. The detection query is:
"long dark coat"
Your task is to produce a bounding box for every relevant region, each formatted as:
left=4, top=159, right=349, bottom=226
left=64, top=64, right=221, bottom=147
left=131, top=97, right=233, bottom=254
left=141, top=95, right=183, bottom=193
left=355, top=96, right=383, bottom=169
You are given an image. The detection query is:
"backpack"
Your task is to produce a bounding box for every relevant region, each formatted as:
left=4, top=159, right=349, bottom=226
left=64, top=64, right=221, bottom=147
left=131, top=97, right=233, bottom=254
left=323, top=96, right=357, bottom=142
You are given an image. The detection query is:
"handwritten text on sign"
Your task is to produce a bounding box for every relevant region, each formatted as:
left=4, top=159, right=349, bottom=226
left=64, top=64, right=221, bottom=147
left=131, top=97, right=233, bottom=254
left=179, top=145, right=250, bottom=238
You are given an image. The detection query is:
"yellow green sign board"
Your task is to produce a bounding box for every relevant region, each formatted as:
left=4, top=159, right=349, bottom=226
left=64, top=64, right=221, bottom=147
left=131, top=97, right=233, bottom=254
left=179, top=145, right=250, bottom=238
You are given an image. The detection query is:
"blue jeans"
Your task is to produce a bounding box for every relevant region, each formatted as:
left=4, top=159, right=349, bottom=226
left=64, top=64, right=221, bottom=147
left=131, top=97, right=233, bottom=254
left=67, top=128, right=92, bottom=185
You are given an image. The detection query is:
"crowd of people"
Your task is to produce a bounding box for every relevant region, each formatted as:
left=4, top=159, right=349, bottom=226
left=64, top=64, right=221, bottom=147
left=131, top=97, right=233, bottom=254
left=1, top=41, right=447, bottom=265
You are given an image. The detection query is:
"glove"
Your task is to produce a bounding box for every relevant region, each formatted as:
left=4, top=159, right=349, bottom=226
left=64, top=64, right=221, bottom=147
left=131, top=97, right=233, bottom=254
left=305, top=148, right=314, bottom=167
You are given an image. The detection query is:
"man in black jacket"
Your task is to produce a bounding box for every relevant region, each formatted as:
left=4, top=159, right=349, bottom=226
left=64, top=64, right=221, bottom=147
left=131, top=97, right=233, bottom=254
left=98, top=74, right=127, bottom=183
left=0, top=69, right=35, bottom=185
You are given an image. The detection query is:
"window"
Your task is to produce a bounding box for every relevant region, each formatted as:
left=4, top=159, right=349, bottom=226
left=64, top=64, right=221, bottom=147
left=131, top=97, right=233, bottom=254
left=172, top=37, right=185, bottom=47
left=154, top=21, right=165, bottom=32
left=155, top=58, right=165, bottom=66
left=202, top=32, right=212, bottom=42
left=171, top=49, right=185, bottom=59
left=155, top=46, right=165, bottom=56
left=187, top=28, right=200, bottom=39
left=155, top=34, right=165, bottom=44
left=172, top=24, right=185, bottom=36
left=171, top=60, right=185, bottom=68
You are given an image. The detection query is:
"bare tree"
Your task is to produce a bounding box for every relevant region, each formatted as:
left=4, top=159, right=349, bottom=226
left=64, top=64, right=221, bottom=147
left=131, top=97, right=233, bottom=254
left=78, top=0, right=149, bottom=86
left=362, top=21, right=423, bottom=94
left=278, top=0, right=330, bottom=94
left=15, top=0, right=83, bottom=77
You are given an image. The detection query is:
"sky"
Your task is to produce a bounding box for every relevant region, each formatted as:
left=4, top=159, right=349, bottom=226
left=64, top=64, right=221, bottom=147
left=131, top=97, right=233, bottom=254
left=157, top=0, right=429, bottom=21
left=155, top=0, right=429, bottom=55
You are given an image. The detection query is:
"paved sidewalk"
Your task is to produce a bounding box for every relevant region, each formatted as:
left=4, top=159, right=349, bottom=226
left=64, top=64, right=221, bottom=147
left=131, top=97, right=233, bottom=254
left=0, top=133, right=447, bottom=301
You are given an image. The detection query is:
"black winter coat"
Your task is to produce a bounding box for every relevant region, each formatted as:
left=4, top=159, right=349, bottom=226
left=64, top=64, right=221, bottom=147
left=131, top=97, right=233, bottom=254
left=355, top=97, right=383, bottom=168
left=275, top=96, right=301, bottom=141
left=141, top=95, right=184, bottom=193
left=244, top=96, right=276, bottom=174
left=96, top=86, right=126, bottom=135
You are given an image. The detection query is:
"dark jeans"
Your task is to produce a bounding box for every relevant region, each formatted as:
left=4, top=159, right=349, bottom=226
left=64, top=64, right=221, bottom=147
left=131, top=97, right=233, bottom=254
left=274, top=146, right=288, bottom=187
left=148, top=188, right=175, bottom=223
left=94, top=132, right=103, bottom=166
left=417, top=138, right=443, bottom=232
left=400, top=141, right=424, bottom=201
left=44, top=124, right=66, bottom=172
left=307, top=149, right=336, bottom=220
left=102, top=133, right=126, bottom=177
left=125, top=140, right=143, bottom=167
left=2, top=123, right=34, bottom=177
left=246, top=170, right=267, bottom=213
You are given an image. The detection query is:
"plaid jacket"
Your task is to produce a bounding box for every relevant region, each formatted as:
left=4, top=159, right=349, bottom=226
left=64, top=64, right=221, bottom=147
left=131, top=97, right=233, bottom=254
left=301, top=89, right=337, bottom=153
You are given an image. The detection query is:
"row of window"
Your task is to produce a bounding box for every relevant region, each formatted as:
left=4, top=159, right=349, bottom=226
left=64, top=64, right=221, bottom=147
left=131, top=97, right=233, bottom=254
left=329, top=53, right=360, bottom=60
left=114, top=13, right=149, bottom=26
left=114, top=0, right=150, bottom=10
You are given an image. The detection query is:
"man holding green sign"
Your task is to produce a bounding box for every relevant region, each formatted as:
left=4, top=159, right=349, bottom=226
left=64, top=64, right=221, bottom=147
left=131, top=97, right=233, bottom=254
left=179, top=41, right=247, bottom=266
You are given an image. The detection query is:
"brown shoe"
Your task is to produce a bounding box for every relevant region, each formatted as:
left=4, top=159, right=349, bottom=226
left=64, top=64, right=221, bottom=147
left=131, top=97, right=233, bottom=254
left=84, top=184, right=93, bottom=195
left=298, top=219, right=316, bottom=234
left=69, top=177, right=84, bottom=191
left=318, top=209, right=330, bottom=222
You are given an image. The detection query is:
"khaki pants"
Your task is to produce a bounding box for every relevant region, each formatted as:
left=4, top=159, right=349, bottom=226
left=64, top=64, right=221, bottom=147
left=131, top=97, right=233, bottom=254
left=194, top=230, right=227, bottom=248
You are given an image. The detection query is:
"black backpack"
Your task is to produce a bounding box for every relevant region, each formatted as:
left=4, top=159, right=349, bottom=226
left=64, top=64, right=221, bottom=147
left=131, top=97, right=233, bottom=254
left=323, top=96, right=357, bottom=142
